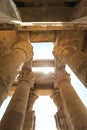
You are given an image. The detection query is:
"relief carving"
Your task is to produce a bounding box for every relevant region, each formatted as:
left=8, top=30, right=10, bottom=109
left=12, top=41, right=34, bottom=62
left=57, top=109, right=68, bottom=130
left=27, top=88, right=38, bottom=111
left=18, top=70, right=34, bottom=87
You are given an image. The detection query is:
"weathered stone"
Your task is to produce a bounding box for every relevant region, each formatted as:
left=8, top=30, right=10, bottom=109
left=56, top=69, right=87, bottom=130
left=53, top=44, right=87, bottom=88
left=0, top=0, right=87, bottom=130
left=23, top=89, right=38, bottom=130
left=0, top=0, right=21, bottom=23
left=72, top=0, right=87, bottom=20
left=56, top=30, right=85, bottom=51
left=23, top=111, right=36, bottom=130
left=30, top=31, right=56, bottom=42
left=0, top=32, right=33, bottom=105
left=0, top=68, right=33, bottom=130
left=19, top=6, right=71, bottom=22
left=26, top=88, right=38, bottom=110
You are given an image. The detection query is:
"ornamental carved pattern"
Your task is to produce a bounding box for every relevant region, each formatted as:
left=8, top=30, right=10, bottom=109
left=34, top=72, right=54, bottom=84
left=54, top=70, right=70, bottom=87
left=18, top=70, right=34, bottom=87
left=53, top=44, right=77, bottom=60
left=0, top=40, right=12, bottom=57
left=51, top=88, right=62, bottom=108
left=27, top=88, right=38, bottom=110
left=12, top=41, right=34, bottom=62
left=57, top=110, right=68, bottom=130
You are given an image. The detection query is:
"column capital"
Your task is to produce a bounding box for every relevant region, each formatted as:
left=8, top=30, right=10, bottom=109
left=53, top=44, right=77, bottom=60
left=18, top=70, right=34, bottom=88
left=53, top=43, right=87, bottom=88
left=12, top=41, right=33, bottom=62
left=54, top=69, right=70, bottom=88
left=51, top=88, right=62, bottom=109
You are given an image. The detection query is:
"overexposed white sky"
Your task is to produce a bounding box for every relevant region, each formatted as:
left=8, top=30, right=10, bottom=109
left=32, top=42, right=54, bottom=60
left=66, top=65, right=87, bottom=108
left=33, top=96, right=57, bottom=130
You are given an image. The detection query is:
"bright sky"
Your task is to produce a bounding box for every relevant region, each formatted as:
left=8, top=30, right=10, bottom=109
left=32, top=42, right=54, bottom=60
left=0, top=42, right=87, bottom=130
left=66, top=65, right=87, bottom=108
left=0, top=97, right=11, bottom=120
left=32, top=42, right=54, bottom=73
left=33, top=96, right=57, bottom=130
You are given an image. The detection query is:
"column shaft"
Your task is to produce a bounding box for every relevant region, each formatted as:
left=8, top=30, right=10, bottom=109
left=56, top=69, right=87, bottom=130
left=27, top=88, right=38, bottom=111
left=54, top=111, right=68, bottom=130
left=23, top=88, right=38, bottom=130
left=52, top=87, right=69, bottom=130
left=23, top=111, right=36, bottom=130
left=0, top=69, right=34, bottom=130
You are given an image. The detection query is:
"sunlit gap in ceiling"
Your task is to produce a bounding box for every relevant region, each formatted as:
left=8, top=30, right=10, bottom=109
left=31, top=42, right=54, bottom=74
left=33, top=96, right=57, bottom=130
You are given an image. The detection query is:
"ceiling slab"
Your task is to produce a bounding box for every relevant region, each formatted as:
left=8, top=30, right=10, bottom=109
left=30, top=31, right=56, bottom=42
left=19, top=6, right=71, bottom=22
left=32, top=60, right=54, bottom=67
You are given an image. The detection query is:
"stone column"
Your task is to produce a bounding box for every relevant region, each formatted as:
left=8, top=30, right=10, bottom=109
left=0, top=66, right=34, bottom=130
left=23, top=88, right=38, bottom=130
left=0, top=32, right=33, bottom=105
left=53, top=30, right=87, bottom=88
left=54, top=111, right=68, bottom=130
left=54, top=68, right=87, bottom=130
left=53, top=43, right=87, bottom=88
left=51, top=80, right=69, bottom=130
left=23, top=110, right=36, bottom=130
left=27, top=88, right=38, bottom=111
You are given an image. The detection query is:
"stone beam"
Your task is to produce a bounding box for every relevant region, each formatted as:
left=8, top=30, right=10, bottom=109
left=14, top=72, right=54, bottom=85
left=34, top=72, right=54, bottom=84
left=0, top=30, right=56, bottom=43
left=8, top=83, right=54, bottom=96
left=1, top=22, right=87, bottom=31
left=16, top=22, right=87, bottom=31
left=32, top=60, right=54, bottom=67
left=0, top=0, right=21, bottom=24
left=30, top=31, right=56, bottom=42
left=34, top=83, right=54, bottom=96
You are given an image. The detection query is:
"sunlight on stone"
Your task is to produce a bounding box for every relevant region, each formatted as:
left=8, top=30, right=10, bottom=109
left=32, top=67, right=54, bottom=74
